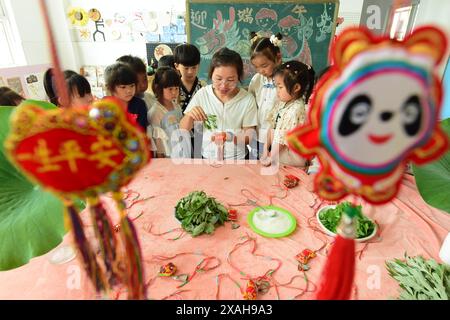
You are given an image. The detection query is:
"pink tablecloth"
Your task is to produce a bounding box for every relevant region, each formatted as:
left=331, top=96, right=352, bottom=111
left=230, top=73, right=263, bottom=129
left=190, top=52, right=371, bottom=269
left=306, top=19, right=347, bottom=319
left=1, top=159, right=449, bottom=300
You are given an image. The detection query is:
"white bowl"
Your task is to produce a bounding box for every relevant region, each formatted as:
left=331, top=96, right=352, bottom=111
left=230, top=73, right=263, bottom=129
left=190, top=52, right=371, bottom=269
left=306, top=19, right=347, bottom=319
left=316, top=205, right=378, bottom=242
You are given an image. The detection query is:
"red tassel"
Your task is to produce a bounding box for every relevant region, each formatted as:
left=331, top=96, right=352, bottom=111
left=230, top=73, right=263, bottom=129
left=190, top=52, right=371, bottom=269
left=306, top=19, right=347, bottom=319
left=316, top=203, right=359, bottom=300
left=316, top=235, right=355, bottom=300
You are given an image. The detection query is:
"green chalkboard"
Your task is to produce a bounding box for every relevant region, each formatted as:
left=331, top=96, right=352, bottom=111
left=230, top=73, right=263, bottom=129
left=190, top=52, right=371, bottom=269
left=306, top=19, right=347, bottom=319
left=186, top=0, right=340, bottom=85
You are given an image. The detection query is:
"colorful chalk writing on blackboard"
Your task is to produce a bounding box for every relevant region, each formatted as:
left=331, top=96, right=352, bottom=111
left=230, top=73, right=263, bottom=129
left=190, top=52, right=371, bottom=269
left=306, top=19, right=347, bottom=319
left=187, top=1, right=339, bottom=85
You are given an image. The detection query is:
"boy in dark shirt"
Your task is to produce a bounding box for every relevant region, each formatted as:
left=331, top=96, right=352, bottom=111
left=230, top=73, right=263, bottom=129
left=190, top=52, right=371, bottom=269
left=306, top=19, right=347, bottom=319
left=173, top=44, right=205, bottom=112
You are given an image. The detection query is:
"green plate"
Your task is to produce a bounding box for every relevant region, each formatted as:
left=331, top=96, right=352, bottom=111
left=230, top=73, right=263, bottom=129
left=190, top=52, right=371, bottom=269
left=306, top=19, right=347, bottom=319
left=247, top=205, right=297, bottom=238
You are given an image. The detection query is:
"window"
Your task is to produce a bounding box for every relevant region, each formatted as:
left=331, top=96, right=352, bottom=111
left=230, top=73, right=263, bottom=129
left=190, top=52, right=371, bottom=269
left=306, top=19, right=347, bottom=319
left=389, top=1, right=420, bottom=41
left=0, top=0, right=25, bottom=67
left=390, top=6, right=413, bottom=40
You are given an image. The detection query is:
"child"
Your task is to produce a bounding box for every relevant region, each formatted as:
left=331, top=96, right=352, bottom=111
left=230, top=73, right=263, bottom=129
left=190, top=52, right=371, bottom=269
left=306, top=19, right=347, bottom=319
left=158, top=55, right=175, bottom=69
left=116, top=55, right=156, bottom=110
left=116, top=55, right=158, bottom=154
left=43, top=68, right=94, bottom=107
left=248, top=32, right=283, bottom=159
left=261, top=60, right=315, bottom=167
left=104, top=62, right=149, bottom=132
left=180, top=47, right=258, bottom=160
left=148, top=66, right=183, bottom=158
left=173, top=44, right=205, bottom=112
left=0, top=87, right=24, bottom=106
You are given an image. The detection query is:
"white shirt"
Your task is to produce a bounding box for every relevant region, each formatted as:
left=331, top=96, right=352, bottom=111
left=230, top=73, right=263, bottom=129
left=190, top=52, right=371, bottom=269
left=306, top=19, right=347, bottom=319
left=185, top=85, right=258, bottom=159
left=267, top=98, right=307, bottom=145
left=148, top=101, right=183, bottom=157
left=248, top=73, right=278, bottom=143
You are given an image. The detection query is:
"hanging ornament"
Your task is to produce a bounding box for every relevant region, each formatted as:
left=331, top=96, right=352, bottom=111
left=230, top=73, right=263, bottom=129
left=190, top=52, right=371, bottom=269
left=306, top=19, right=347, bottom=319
left=5, top=97, right=150, bottom=298
left=287, top=25, right=448, bottom=300
left=287, top=26, right=448, bottom=204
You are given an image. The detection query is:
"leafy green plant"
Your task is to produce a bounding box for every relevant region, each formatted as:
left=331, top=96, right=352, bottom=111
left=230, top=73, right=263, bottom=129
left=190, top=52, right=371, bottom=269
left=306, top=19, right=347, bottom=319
left=413, top=118, right=450, bottom=214
left=0, top=102, right=67, bottom=270
left=318, top=201, right=375, bottom=239
left=204, top=114, right=217, bottom=130
left=386, top=254, right=450, bottom=300
left=175, top=191, right=228, bottom=236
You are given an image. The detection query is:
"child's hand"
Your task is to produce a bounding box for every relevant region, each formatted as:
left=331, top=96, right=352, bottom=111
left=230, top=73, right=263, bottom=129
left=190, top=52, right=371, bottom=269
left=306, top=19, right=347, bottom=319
left=186, top=106, right=207, bottom=122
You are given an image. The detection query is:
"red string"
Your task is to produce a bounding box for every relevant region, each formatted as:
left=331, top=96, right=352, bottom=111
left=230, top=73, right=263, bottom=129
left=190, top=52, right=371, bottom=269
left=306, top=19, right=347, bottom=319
left=38, top=0, right=69, bottom=108
left=215, top=273, right=243, bottom=299
left=225, top=235, right=314, bottom=299
left=180, top=256, right=221, bottom=288
left=143, top=222, right=186, bottom=241
left=161, top=289, right=191, bottom=300
left=149, top=252, right=221, bottom=288
left=227, top=235, right=282, bottom=280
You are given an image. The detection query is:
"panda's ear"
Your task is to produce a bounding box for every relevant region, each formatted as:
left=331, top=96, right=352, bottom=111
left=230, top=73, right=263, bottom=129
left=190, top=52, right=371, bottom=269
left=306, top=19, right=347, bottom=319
left=330, top=27, right=375, bottom=69
left=403, top=26, right=448, bottom=66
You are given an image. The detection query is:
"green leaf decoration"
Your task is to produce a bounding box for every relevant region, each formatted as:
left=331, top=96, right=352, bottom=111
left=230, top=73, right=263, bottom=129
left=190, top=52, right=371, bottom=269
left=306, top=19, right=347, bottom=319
left=0, top=102, right=67, bottom=270
left=412, top=118, right=450, bottom=214
left=386, top=254, right=450, bottom=300
left=174, top=191, right=228, bottom=237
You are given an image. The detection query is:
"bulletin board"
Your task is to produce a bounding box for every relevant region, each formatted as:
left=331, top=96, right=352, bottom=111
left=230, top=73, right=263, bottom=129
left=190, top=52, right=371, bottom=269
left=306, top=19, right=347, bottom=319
left=186, top=0, right=340, bottom=84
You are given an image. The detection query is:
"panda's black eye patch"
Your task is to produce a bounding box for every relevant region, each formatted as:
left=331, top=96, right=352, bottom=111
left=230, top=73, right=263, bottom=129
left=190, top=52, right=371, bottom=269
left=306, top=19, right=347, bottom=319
left=338, top=95, right=372, bottom=136
left=401, top=95, right=422, bottom=136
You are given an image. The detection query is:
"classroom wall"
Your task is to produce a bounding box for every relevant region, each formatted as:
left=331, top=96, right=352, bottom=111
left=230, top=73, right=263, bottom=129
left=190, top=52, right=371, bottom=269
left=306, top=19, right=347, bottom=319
left=4, top=0, right=450, bottom=72
left=336, top=0, right=364, bottom=33
left=56, top=0, right=186, bottom=70
left=7, top=0, right=78, bottom=70
left=414, top=0, right=450, bottom=77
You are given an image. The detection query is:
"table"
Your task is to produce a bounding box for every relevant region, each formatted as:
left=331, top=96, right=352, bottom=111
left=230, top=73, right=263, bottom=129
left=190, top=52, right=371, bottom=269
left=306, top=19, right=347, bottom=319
left=1, top=159, right=449, bottom=300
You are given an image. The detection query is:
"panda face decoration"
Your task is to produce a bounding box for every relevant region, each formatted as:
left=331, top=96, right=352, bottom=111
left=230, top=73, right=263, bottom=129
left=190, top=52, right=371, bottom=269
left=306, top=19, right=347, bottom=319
left=324, top=69, right=432, bottom=170
left=287, top=26, right=448, bottom=204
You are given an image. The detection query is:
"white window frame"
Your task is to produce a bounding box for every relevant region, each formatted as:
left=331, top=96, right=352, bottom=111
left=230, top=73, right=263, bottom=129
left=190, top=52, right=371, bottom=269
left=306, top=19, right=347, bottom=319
left=0, top=0, right=26, bottom=67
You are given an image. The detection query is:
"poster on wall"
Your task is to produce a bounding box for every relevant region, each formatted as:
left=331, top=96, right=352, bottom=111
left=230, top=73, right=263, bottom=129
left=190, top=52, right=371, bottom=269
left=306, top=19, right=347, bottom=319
left=25, top=73, right=47, bottom=101
left=6, top=77, right=25, bottom=97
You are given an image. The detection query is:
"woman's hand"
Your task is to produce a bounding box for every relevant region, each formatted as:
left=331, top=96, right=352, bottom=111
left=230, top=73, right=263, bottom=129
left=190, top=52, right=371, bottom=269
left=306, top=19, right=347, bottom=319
left=211, top=132, right=227, bottom=145
left=260, top=154, right=272, bottom=167
left=186, top=106, right=207, bottom=122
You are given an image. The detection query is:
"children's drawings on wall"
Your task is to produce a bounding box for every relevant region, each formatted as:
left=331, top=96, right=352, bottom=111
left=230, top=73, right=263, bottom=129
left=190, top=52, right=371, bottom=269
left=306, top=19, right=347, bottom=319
left=66, top=5, right=186, bottom=43
left=79, top=28, right=90, bottom=40
left=88, top=8, right=102, bottom=22
left=93, top=19, right=106, bottom=42
left=154, top=44, right=173, bottom=61
left=68, top=7, right=89, bottom=26
left=188, top=1, right=338, bottom=84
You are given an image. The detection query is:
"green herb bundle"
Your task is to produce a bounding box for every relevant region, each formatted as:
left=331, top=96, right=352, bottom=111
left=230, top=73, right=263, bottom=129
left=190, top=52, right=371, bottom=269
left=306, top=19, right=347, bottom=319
left=204, top=114, right=217, bottom=130
left=386, top=254, right=450, bottom=300
left=175, top=191, right=228, bottom=237
left=318, top=202, right=375, bottom=239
